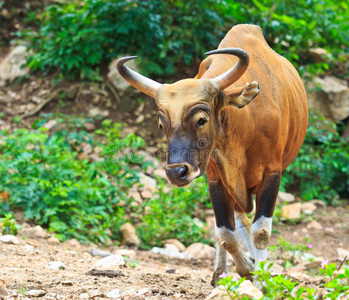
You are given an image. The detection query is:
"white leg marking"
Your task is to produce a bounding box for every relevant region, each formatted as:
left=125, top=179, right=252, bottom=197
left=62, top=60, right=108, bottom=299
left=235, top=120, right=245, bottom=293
left=215, top=241, right=228, bottom=274
left=216, top=225, right=254, bottom=278
left=234, top=211, right=255, bottom=259
left=251, top=216, right=272, bottom=269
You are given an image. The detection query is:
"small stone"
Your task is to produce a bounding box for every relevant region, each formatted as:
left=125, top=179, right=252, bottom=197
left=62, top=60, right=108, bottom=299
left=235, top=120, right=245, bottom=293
left=140, top=190, right=152, bottom=199
left=69, top=238, right=82, bottom=248
left=337, top=247, right=349, bottom=261
left=185, top=243, right=215, bottom=260
left=307, top=220, right=323, bottom=230
left=43, top=120, right=57, bottom=131
left=61, top=281, right=73, bottom=286
left=0, top=235, right=19, bottom=245
left=310, top=199, right=327, bottom=209
left=138, top=288, right=150, bottom=295
left=280, top=203, right=301, bottom=219
left=164, top=239, right=186, bottom=252
left=79, top=293, right=89, bottom=299
left=129, top=191, right=142, bottom=203
left=164, top=243, right=180, bottom=253
left=153, top=168, right=167, bottom=180
left=23, top=244, right=35, bottom=252
left=301, top=202, right=317, bottom=214
left=89, top=290, right=104, bottom=298
left=136, top=114, right=144, bottom=123
left=105, top=289, right=120, bottom=299
left=93, top=255, right=125, bottom=270
left=120, top=223, right=140, bottom=247
left=20, top=225, right=49, bottom=239
left=138, top=173, right=157, bottom=193
left=277, top=191, right=295, bottom=204
left=46, top=261, right=66, bottom=270
left=324, top=227, right=337, bottom=238
left=269, top=263, right=284, bottom=275
left=114, top=249, right=136, bottom=259
left=84, top=122, right=96, bottom=131
left=27, top=290, right=46, bottom=297
left=47, top=237, right=60, bottom=245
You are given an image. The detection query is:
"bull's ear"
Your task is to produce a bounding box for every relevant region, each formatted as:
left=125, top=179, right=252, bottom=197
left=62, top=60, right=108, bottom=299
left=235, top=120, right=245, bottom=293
left=224, top=81, right=259, bottom=109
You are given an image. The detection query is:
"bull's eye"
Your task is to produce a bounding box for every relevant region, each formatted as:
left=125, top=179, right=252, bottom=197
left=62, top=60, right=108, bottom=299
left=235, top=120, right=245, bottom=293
left=197, top=118, right=207, bottom=126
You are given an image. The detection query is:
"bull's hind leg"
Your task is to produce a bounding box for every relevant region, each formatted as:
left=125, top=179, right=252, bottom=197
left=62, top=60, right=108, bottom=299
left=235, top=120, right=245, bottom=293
left=209, top=181, right=254, bottom=286
left=251, top=173, right=280, bottom=268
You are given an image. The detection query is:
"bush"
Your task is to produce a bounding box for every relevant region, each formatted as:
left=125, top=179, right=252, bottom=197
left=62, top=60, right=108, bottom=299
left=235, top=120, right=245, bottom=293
left=22, top=0, right=227, bottom=80
left=281, top=111, right=349, bottom=203
left=20, top=0, right=348, bottom=80
left=0, top=115, right=211, bottom=245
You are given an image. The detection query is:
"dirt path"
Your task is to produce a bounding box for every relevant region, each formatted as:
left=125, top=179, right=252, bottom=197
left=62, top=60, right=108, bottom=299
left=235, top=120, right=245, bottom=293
left=0, top=205, right=348, bottom=299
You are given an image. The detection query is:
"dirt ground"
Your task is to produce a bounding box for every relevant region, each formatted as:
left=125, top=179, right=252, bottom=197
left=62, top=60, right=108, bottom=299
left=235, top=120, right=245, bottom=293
left=0, top=205, right=348, bottom=300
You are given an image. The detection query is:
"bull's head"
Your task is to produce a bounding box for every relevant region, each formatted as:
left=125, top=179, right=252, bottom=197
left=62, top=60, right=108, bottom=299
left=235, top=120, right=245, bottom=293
left=117, top=49, right=259, bottom=187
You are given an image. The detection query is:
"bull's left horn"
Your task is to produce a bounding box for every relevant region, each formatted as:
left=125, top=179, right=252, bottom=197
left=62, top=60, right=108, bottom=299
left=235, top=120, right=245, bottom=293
left=116, top=56, right=162, bottom=98
left=205, top=48, right=249, bottom=91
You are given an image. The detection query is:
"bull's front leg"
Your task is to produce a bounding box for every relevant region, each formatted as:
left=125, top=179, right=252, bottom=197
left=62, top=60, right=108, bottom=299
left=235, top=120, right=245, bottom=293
left=251, top=173, right=280, bottom=268
left=209, top=181, right=254, bottom=286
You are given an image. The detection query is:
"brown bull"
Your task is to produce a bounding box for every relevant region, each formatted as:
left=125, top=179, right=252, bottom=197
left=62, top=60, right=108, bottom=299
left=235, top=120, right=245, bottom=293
left=117, top=24, right=308, bottom=285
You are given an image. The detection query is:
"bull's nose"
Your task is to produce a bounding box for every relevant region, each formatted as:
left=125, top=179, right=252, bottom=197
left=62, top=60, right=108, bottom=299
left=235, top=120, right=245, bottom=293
left=166, top=164, right=190, bottom=186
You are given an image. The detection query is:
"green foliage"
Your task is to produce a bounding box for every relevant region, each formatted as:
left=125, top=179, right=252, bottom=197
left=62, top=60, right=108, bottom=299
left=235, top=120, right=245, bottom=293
left=0, top=115, right=210, bottom=246
left=227, top=0, right=349, bottom=77
left=281, top=111, right=349, bottom=203
left=0, top=117, right=144, bottom=243
left=20, top=0, right=348, bottom=80
left=21, top=0, right=227, bottom=80
left=138, top=176, right=210, bottom=247
left=0, top=214, right=21, bottom=235
left=218, top=261, right=349, bottom=299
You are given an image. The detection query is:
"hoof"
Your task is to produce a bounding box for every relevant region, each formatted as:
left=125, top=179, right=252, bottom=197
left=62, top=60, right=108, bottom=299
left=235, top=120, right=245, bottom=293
left=211, top=269, right=228, bottom=287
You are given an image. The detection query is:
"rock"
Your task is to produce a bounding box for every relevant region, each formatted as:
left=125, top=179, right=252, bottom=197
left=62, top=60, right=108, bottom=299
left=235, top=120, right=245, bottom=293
left=47, top=237, right=60, bottom=245
left=206, top=280, right=263, bottom=300
left=269, top=262, right=284, bottom=275
left=89, top=290, right=105, bottom=298
left=138, top=173, right=157, bottom=193
left=306, top=76, right=349, bottom=120
left=27, top=290, right=46, bottom=297
left=309, top=48, right=328, bottom=63
left=140, top=190, right=152, bottom=199
left=307, top=220, right=323, bottom=230
left=120, top=223, right=140, bottom=247
left=310, top=199, right=327, bottom=209
left=43, top=120, right=57, bottom=131
left=0, top=235, right=19, bottom=245
left=129, top=191, right=142, bottom=203
left=89, top=107, right=109, bottom=118
left=108, top=57, right=141, bottom=94
left=46, top=261, right=66, bottom=270
left=114, top=249, right=136, bottom=259
left=164, top=243, right=180, bottom=253
left=89, top=248, right=113, bottom=258
left=185, top=243, right=216, bottom=260
left=84, top=122, right=96, bottom=131
left=151, top=247, right=193, bottom=259
left=20, top=225, right=49, bottom=239
left=324, top=227, right=337, bottom=238
left=79, top=293, right=89, bottom=299
left=164, top=239, right=186, bottom=252
left=61, top=281, right=73, bottom=286
left=301, top=202, right=317, bottom=214
left=69, top=238, right=82, bottom=248
left=23, top=244, right=35, bottom=252
left=280, top=203, right=301, bottom=219
left=136, top=114, right=144, bottom=124
left=105, top=289, right=120, bottom=299
left=277, top=191, right=296, bottom=204
left=337, top=247, right=349, bottom=261
left=0, top=46, right=30, bottom=86
left=93, top=255, right=125, bottom=270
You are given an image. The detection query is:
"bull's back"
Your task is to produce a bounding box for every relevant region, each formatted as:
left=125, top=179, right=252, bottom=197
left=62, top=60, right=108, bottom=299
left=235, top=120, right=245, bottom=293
left=202, top=24, right=308, bottom=171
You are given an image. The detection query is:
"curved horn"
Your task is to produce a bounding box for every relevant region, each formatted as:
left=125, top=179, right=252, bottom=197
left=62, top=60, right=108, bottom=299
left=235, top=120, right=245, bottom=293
left=116, top=56, right=162, bottom=98
left=205, top=48, right=249, bottom=91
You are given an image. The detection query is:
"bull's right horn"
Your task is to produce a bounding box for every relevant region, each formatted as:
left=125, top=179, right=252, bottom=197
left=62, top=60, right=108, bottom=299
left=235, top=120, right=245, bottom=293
left=205, top=48, right=250, bottom=92
left=116, top=56, right=162, bottom=98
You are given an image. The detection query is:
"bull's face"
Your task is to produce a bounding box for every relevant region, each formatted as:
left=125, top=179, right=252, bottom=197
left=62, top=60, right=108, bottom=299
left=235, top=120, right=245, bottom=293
left=156, top=79, right=218, bottom=186
left=117, top=49, right=259, bottom=186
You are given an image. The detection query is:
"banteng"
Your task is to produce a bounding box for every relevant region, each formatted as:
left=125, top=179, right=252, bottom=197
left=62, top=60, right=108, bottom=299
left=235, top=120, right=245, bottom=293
left=117, top=24, right=308, bottom=285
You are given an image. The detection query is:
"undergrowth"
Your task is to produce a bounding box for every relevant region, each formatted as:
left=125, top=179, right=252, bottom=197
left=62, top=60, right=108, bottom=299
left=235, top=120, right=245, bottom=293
left=0, top=115, right=210, bottom=245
